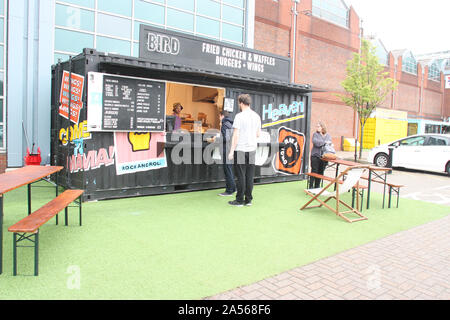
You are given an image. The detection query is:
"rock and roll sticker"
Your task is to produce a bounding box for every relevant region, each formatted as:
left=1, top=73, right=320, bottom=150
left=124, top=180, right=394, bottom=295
left=274, top=127, right=305, bottom=175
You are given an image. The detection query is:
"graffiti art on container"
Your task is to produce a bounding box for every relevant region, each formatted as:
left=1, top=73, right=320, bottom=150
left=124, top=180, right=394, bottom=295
left=59, top=70, right=85, bottom=124
left=67, top=145, right=115, bottom=173
left=273, top=126, right=305, bottom=175
left=114, top=131, right=167, bottom=175
left=59, top=120, right=91, bottom=146
left=262, top=101, right=304, bottom=128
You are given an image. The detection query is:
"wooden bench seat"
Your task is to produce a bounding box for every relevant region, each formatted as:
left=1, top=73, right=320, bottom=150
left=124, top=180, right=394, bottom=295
left=360, top=176, right=404, bottom=208
left=361, top=176, right=404, bottom=188
left=8, top=189, right=84, bottom=276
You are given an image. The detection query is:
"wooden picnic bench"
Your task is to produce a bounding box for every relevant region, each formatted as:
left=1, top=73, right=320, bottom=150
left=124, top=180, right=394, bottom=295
left=8, top=189, right=84, bottom=276
left=360, top=176, right=404, bottom=208
left=306, top=172, right=368, bottom=211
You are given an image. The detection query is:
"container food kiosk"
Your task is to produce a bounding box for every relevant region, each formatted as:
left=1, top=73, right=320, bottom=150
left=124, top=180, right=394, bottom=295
left=51, top=25, right=313, bottom=201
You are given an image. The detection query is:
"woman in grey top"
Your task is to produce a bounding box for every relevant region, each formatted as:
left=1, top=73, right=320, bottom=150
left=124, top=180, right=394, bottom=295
left=309, top=121, right=332, bottom=188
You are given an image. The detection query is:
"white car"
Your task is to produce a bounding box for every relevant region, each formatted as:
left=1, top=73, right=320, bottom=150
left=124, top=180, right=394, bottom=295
left=367, top=134, right=450, bottom=175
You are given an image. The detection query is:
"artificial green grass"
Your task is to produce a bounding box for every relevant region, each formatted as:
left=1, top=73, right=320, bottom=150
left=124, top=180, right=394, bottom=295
left=0, top=180, right=448, bottom=300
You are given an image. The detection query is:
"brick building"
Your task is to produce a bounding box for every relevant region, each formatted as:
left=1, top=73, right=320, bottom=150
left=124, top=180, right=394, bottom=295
left=254, top=0, right=449, bottom=149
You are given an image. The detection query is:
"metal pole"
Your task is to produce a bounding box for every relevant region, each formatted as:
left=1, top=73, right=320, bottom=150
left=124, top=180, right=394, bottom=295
left=13, top=233, right=17, bottom=276
left=28, top=184, right=32, bottom=215
left=34, top=232, right=39, bottom=276
left=366, top=170, right=372, bottom=210
left=388, top=147, right=393, bottom=174
left=79, top=198, right=82, bottom=227
left=291, top=0, right=299, bottom=83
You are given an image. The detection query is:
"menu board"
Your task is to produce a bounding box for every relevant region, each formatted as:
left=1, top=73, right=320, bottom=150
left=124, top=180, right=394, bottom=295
left=87, top=72, right=166, bottom=132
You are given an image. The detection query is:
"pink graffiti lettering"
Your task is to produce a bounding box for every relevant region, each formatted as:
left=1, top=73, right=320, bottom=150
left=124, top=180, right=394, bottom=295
left=67, top=146, right=115, bottom=173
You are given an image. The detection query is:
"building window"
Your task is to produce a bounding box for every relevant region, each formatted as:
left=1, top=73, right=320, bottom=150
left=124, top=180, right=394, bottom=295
left=0, top=0, right=6, bottom=150
left=312, top=0, right=349, bottom=28
left=428, top=61, right=441, bottom=82
left=402, top=51, right=417, bottom=75
left=445, top=59, right=450, bottom=71
left=54, top=0, right=247, bottom=62
left=371, top=38, right=388, bottom=66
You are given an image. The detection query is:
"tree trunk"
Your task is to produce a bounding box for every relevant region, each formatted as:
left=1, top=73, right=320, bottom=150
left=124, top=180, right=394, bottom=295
left=354, top=120, right=359, bottom=162
left=359, top=123, right=364, bottom=160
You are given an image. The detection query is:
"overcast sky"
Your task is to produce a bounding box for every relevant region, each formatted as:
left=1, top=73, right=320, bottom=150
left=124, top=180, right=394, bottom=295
left=343, top=0, right=449, bottom=56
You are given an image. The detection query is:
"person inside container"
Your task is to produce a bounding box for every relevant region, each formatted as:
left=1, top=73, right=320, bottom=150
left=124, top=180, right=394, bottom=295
left=309, top=121, right=332, bottom=189
left=172, top=103, right=183, bottom=130
left=218, top=110, right=236, bottom=196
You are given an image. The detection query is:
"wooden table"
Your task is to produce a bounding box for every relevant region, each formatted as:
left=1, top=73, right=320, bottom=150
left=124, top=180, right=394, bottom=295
left=0, top=165, right=63, bottom=274
left=322, top=157, right=392, bottom=210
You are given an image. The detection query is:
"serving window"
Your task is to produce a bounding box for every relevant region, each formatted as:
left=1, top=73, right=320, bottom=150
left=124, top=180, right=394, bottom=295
left=165, top=81, right=225, bottom=133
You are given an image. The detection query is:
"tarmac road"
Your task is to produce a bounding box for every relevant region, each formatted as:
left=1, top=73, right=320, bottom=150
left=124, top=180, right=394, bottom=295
left=334, top=151, right=450, bottom=206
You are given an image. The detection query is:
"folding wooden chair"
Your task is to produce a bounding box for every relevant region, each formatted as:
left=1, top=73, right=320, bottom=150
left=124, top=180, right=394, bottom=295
left=300, top=165, right=369, bottom=223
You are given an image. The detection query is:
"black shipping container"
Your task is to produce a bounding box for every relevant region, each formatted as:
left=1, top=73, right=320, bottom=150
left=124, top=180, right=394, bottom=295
left=51, top=49, right=313, bottom=201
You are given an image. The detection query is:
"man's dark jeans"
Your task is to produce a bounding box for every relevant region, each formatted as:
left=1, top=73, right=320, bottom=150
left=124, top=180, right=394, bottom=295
left=223, top=162, right=236, bottom=194
left=233, top=151, right=256, bottom=204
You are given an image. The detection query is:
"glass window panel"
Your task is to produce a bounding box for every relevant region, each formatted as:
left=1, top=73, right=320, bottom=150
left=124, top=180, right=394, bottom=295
left=167, top=0, right=194, bottom=12
left=134, top=1, right=165, bottom=24
left=403, top=53, right=417, bottom=74
left=399, top=136, right=425, bottom=146
left=167, top=8, right=194, bottom=32
left=222, top=23, right=243, bottom=43
left=0, top=45, right=3, bottom=69
left=96, top=36, right=131, bottom=56
left=197, top=0, right=220, bottom=19
left=133, top=42, right=139, bottom=58
left=97, top=0, right=132, bottom=16
left=58, top=0, right=95, bottom=9
left=134, top=21, right=140, bottom=42
left=196, top=16, right=220, bottom=38
left=0, top=71, right=3, bottom=96
left=97, top=13, right=131, bottom=39
left=0, top=99, right=2, bottom=122
left=54, top=28, right=94, bottom=53
left=55, top=4, right=95, bottom=32
left=0, top=18, right=3, bottom=42
left=222, top=0, right=245, bottom=8
left=428, top=63, right=440, bottom=81
left=54, top=53, right=72, bottom=64
left=222, top=5, right=244, bottom=25
left=0, top=124, right=3, bottom=148
left=312, top=0, right=348, bottom=28
left=0, top=0, right=3, bottom=15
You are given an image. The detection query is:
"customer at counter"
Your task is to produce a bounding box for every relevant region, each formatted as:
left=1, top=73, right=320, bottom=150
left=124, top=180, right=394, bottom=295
left=228, top=94, right=261, bottom=207
left=173, top=103, right=183, bottom=130
left=218, top=111, right=236, bottom=197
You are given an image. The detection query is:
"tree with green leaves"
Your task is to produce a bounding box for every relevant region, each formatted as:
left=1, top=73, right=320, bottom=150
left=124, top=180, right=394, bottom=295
left=338, top=39, right=397, bottom=160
